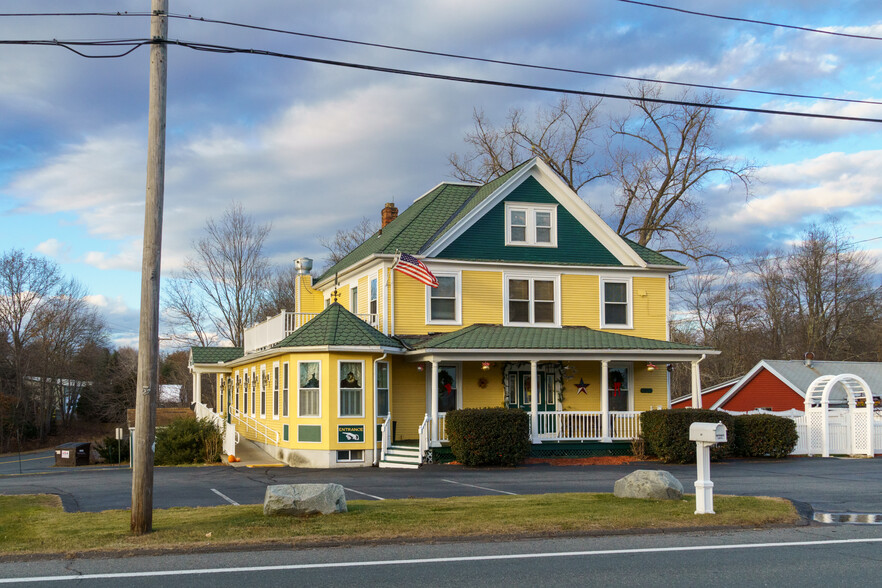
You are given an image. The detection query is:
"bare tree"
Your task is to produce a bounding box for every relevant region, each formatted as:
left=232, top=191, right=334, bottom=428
left=319, top=216, right=379, bottom=270
left=164, top=203, right=271, bottom=348
left=449, top=96, right=606, bottom=191
left=255, top=264, right=300, bottom=319
left=609, top=85, right=753, bottom=260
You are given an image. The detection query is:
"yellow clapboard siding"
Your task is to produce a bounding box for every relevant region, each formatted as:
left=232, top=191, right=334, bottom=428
left=562, top=361, right=602, bottom=411
left=461, top=270, right=503, bottom=327
left=561, top=274, right=600, bottom=328
left=390, top=357, right=426, bottom=440
left=462, top=362, right=504, bottom=408
left=633, top=363, right=669, bottom=411
left=602, top=276, right=668, bottom=340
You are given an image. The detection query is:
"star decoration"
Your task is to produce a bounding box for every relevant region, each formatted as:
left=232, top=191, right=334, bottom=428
left=576, top=378, right=589, bottom=395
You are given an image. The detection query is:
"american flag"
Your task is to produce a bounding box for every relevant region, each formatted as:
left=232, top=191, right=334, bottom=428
left=393, top=252, right=438, bottom=288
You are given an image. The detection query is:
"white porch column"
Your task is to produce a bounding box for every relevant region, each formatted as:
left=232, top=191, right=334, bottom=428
left=431, top=360, right=439, bottom=444
left=530, top=360, right=539, bottom=443
left=193, top=371, right=201, bottom=406
left=600, top=360, right=610, bottom=442
left=691, top=359, right=702, bottom=408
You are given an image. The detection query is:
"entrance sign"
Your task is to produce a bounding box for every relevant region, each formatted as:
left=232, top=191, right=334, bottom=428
left=338, top=425, right=364, bottom=443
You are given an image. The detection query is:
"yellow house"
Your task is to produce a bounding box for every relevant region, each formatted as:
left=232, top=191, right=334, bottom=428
left=189, top=158, right=717, bottom=468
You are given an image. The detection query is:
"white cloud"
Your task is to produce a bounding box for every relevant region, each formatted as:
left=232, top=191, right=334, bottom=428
left=34, top=238, right=70, bottom=261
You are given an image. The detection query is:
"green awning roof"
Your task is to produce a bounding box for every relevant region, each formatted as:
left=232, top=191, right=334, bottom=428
left=190, top=346, right=244, bottom=364
left=274, top=303, right=404, bottom=349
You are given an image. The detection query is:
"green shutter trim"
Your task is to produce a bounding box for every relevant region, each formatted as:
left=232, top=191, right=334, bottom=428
left=283, top=424, right=289, bottom=441
left=298, top=425, right=321, bottom=443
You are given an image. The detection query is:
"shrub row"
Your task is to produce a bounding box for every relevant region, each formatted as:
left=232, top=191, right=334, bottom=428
left=640, top=409, right=735, bottom=463
left=732, top=414, right=798, bottom=458
left=154, top=417, right=223, bottom=465
left=97, top=435, right=130, bottom=463
left=641, top=409, right=798, bottom=463
left=445, top=408, right=530, bottom=466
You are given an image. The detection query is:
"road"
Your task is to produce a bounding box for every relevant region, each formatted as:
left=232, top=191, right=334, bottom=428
left=2, top=525, right=881, bottom=586
left=2, top=456, right=882, bottom=514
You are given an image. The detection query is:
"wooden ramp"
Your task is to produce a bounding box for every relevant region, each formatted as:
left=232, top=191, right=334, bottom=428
left=226, top=438, right=285, bottom=468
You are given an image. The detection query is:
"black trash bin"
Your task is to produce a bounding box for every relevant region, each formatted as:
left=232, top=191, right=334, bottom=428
left=55, top=442, right=91, bottom=466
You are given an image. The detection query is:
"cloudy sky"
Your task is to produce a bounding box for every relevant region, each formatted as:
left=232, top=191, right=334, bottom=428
left=2, top=1, right=881, bottom=347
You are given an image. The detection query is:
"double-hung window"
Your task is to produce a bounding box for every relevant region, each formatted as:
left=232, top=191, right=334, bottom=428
left=298, top=361, right=321, bottom=417
left=376, top=362, right=389, bottom=418
left=282, top=363, right=289, bottom=418
left=350, top=286, right=358, bottom=314
left=260, top=366, right=267, bottom=418
left=427, top=273, right=460, bottom=324
left=506, top=276, right=558, bottom=325
left=272, top=363, right=280, bottom=419
left=601, top=277, right=631, bottom=328
left=339, top=360, right=364, bottom=417
left=369, top=278, right=378, bottom=325
left=505, top=203, right=557, bottom=247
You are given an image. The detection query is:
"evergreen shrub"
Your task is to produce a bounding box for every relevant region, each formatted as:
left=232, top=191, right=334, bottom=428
left=445, top=408, right=530, bottom=466
left=154, top=417, right=223, bottom=465
left=97, top=435, right=130, bottom=463
left=733, top=414, right=798, bottom=458
left=640, top=409, right=735, bottom=463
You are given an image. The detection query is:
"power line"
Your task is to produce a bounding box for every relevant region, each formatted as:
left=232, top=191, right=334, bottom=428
left=616, top=0, right=882, bottom=41
left=0, top=38, right=149, bottom=58
left=3, top=36, right=882, bottom=123
left=2, top=11, right=881, bottom=106
left=171, top=39, right=882, bottom=124
left=164, top=13, right=882, bottom=107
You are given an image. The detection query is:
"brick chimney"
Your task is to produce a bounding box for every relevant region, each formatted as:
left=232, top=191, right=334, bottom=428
left=381, top=202, right=398, bottom=228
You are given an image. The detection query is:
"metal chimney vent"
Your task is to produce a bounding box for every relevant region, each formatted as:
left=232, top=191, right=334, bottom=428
left=294, top=257, right=313, bottom=275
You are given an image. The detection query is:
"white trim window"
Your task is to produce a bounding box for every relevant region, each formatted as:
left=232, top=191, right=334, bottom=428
left=504, top=275, right=560, bottom=326
left=376, top=361, right=390, bottom=418
left=260, top=366, right=267, bottom=418
left=350, top=286, right=358, bottom=314
left=282, top=362, right=290, bottom=418
left=339, top=360, right=364, bottom=418
left=250, top=368, right=257, bottom=417
left=369, top=278, right=378, bottom=326
left=298, top=360, right=321, bottom=418
left=272, top=363, right=280, bottom=420
left=601, top=277, right=632, bottom=328
left=242, top=371, right=249, bottom=414
left=505, top=202, right=557, bottom=247
left=426, top=272, right=461, bottom=325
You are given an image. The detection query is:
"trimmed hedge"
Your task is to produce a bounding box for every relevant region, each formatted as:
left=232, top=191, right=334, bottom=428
left=733, top=414, right=798, bottom=458
left=640, top=409, right=735, bottom=464
left=445, top=408, right=530, bottom=467
left=154, top=417, right=223, bottom=465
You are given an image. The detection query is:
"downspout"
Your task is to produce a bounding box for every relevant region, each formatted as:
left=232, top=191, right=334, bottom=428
left=372, top=352, right=387, bottom=466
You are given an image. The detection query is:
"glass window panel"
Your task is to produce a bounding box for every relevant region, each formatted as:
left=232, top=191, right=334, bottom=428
left=433, top=276, right=455, bottom=298
left=340, top=362, right=363, bottom=416
left=510, top=226, right=526, bottom=242
left=535, top=211, right=551, bottom=227
left=282, top=364, right=289, bottom=418
left=605, top=303, right=627, bottom=325
left=376, top=362, right=388, bottom=388
left=508, top=374, right=518, bottom=404
left=509, top=279, right=529, bottom=300
left=509, top=300, right=529, bottom=322
left=431, top=299, right=455, bottom=320
left=350, top=287, right=358, bottom=313
left=298, top=362, right=320, bottom=417
left=273, top=366, right=279, bottom=416
left=534, top=280, right=554, bottom=301
left=534, top=301, right=554, bottom=323
left=438, top=366, right=457, bottom=413
left=535, top=227, right=551, bottom=243
left=377, top=390, right=389, bottom=417
left=510, top=210, right=526, bottom=225
left=605, top=282, right=627, bottom=303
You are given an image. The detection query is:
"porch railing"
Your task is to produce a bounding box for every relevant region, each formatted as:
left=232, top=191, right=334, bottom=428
left=244, top=310, right=378, bottom=353
left=418, top=414, right=430, bottom=460
left=380, top=414, right=391, bottom=461
left=231, top=407, right=280, bottom=446
left=433, top=410, right=642, bottom=443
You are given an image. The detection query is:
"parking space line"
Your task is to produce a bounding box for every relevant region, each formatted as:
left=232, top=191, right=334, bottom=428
left=211, top=488, right=240, bottom=505
left=442, top=479, right=517, bottom=495
left=342, top=486, right=385, bottom=500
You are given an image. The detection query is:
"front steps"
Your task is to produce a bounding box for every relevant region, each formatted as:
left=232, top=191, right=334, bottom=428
left=379, top=444, right=422, bottom=469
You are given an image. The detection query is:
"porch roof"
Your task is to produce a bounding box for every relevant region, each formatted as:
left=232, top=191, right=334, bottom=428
left=400, top=324, right=716, bottom=356
left=190, top=346, right=244, bottom=365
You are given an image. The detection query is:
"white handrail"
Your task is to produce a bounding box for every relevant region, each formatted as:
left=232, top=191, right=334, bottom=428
left=418, top=413, right=430, bottom=462
left=195, top=402, right=238, bottom=455
left=380, top=414, right=391, bottom=461
left=231, top=407, right=280, bottom=446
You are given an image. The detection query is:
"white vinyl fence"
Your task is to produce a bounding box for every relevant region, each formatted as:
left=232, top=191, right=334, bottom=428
left=725, top=409, right=882, bottom=456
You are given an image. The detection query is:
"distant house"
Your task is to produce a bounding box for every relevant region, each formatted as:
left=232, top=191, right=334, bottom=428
left=679, top=359, right=882, bottom=412
left=189, top=158, right=717, bottom=468
left=671, top=378, right=738, bottom=410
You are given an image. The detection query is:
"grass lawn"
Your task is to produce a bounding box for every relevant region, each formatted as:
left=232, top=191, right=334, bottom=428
left=0, top=492, right=799, bottom=557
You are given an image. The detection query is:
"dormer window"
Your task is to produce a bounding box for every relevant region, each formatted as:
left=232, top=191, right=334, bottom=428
left=505, top=203, right=557, bottom=247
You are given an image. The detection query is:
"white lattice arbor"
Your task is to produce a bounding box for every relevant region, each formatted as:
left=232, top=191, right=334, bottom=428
left=805, top=374, right=874, bottom=457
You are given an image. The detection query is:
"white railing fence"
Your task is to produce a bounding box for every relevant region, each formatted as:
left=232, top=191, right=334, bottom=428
left=245, top=310, right=381, bottom=353
left=380, top=414, right=391, bottom=461
left=231, top=407, right=280, bottom=446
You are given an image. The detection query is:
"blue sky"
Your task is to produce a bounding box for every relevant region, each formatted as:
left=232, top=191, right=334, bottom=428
left=2, top=1, right=882, bottom=347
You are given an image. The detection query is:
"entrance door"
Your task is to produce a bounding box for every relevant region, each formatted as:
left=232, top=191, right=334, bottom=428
left=607, top=365, right=630, bottom=412
left=507, top=371, right=556, bottom=433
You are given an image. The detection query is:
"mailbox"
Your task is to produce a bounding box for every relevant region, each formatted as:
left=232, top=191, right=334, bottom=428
left=689, top=422, right=727, bottom=444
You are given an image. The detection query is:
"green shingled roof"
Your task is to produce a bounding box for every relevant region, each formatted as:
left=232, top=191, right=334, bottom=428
left=274, top=303, right=404, bottom=349
left=317, top=158, right=682, bottom=281
left=406, top=324, right=713, bottom=352
left=191, top=346, right=244, bottom=364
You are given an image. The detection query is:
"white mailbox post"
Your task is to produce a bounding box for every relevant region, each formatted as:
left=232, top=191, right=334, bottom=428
left=689, top=421, right=727, bottom=514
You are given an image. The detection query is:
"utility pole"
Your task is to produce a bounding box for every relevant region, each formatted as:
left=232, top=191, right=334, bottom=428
left=131, top=0, right=168, bottom=535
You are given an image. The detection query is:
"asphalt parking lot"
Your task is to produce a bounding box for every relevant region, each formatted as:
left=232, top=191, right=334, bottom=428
left=2, top=453, right=882, bottom=515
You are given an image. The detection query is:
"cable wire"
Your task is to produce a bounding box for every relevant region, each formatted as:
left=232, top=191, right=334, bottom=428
left=616, top=0, right=882, bottom=41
